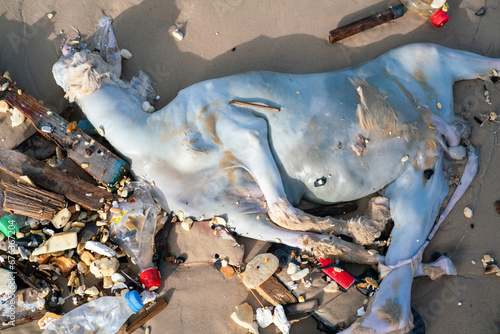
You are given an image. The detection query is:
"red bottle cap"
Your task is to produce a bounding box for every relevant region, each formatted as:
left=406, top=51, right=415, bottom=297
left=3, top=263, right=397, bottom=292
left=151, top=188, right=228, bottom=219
left=430, top=9, right=450, bottom=27
left=139, top=268, right=162, bottom=291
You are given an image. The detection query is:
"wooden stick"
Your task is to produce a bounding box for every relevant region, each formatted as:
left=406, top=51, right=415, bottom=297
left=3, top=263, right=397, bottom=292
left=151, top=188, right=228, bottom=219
left=0, top=146, right=112, bottom=210
left=125, top=298, right=168, bottom=333
left=229, top=100, right=280, bottom=112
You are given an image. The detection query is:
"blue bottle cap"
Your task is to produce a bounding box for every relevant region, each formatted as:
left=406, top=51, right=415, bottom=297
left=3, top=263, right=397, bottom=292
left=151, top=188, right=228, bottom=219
left=125, top=290, right=143, bottom=313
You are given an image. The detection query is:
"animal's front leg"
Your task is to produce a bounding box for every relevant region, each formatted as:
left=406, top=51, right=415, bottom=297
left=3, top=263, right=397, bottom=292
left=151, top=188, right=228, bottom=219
left=343, top=158, right=449, bottom=333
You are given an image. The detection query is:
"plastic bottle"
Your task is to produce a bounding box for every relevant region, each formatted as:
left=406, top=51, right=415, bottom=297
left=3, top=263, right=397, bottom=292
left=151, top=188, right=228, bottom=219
left=109, top=181, right=161, bottom=291
left=43, top=290, right=143, bottom=334
left=400, top=0, right=450, bottom=27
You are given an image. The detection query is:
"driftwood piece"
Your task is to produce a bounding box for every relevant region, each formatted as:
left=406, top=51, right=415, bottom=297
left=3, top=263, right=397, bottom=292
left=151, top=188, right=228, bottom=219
left=255, top=275, right=297, bottom=306
left=0, top=146, right=112, bottom=210
left=303, top=201, right=357, bottom=217
left=0, top=76, right=129, bottom=187
left=2, top=181, right=65, bottom=220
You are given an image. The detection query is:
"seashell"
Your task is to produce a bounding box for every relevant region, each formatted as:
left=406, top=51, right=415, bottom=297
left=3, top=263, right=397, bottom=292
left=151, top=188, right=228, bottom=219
left=50, top=256, right=77, bottom=277
left=67, top=271, right=77, bottom=287
left=303, top=280, right=312, bottom=288
left=52, top=208, right=71, bottom=229
left=482, top=254, right=494, bottom=265
left=0, top=100, right=9, bottom=112
left=103, top=276, right=113, bottom=289
left=171, top=28, right=183, bottom=41
left=211, top=216, right=226, bottom=226
left=120, top=49, right=132, bottom=59
left=463, top=207, right=473, bottom=219
left=89, top=257, right=119, bottom=279
left=85, top=240, right=116, bottom=257
left=71, top=222, right=85, bottom=228
left=47, top=13, right=54, bottom=20
left=324, top=281, right=339, bottom=293
left=77, top=261, right=88, bottom=274
left=287, top=262, right=299, bottom=275
left=298, top=295, right=305, bottom=303
left=85, top=286, right=99, bottom=296
left=401, top=155, right=409, bottom=163
left=97, top=125, right=105, bottom=137
left=111, top=282, right=128, bottom=293
left=290, top=268, right=310, bottom=281
left=80, top=251, right=95, bottom=266
left=0, top=82, right=9, bottom=92
left=274, top=238, right=282, bottom=244
left=181, top=217, right=193, bottom=231
left=100, top=229, right=109, bottom=243
left=489, top=112, right=497, bottom=121
left=111, top=272, right=126, bottom=283
left=10, top=108, right=25, bottom=127
left=221, top=259, right=228, bottom=267
left=142, top=101, right=155, bottom=113
left=436, top=102, right=442, bottom=110
left=96, top=220, right=108, bottom=227
left=333, top=267, right=344, bottom=273
left=485, top=264, right=500, bottom=275
left=365, top=277, right=379, bottom=288
left=176, top=210, right=185, bottom=221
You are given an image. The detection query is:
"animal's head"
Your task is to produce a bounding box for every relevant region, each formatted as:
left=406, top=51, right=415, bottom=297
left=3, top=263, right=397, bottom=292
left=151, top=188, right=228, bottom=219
left=52, top=17, right=155, bottom=105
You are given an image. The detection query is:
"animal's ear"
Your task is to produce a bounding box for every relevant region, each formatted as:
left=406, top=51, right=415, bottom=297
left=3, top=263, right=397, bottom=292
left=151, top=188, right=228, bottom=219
left=93, top=16, right=122, bottom=79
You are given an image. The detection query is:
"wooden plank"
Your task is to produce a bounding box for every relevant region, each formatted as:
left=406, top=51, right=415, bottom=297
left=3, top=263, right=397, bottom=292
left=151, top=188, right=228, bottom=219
left=125, top=298, right=168, bottom=333
left=0, top=146, right=112, bottom=210
left=255, top=275, right=297, bottom=306
left=2, top=181, right=65, bottom=220
left=0, top=76, right=129, bottom=187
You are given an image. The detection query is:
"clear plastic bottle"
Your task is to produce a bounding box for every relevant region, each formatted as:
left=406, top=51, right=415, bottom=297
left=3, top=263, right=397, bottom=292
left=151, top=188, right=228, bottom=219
left=401, top=0, right=450, bottom=27
left=43, top=290, right=143, bottom=334
left=109, top=181, right=161, bottom=291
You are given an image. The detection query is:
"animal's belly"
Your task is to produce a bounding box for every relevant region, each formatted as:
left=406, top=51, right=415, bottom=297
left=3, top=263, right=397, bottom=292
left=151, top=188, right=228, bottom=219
left=276, top=132, right=415, bottom=205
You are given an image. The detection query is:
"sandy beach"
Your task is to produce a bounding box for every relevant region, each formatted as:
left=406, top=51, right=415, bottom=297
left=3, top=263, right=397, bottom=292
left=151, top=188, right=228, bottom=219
left=0, top=1, right=499, bottom=333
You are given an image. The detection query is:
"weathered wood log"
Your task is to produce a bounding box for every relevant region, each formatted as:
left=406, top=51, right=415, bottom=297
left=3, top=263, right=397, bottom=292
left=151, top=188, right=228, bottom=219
left=2, top=181, right=65, bottom=220
left=0, top=76, right=129, bottom=187
left=0, top=146, right=112, bottom=210
left=254, top=275, right=297, bottom=306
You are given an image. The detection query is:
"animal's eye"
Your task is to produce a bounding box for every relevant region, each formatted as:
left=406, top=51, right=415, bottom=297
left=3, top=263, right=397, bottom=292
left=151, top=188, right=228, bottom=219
left=424, top=169, right=434, bottom=180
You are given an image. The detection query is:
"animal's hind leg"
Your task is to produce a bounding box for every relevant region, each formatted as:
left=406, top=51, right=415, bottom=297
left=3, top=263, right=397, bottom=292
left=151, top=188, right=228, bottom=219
left=216, top=105, right=387, bottom=246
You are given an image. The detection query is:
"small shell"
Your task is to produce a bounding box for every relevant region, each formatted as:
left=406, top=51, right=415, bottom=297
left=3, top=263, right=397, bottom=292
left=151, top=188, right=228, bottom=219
left=436, top=102, right=442, bottom=110
left=211, top=216, right=226, bottom=226
left=172, top=29, right=183, bottom=41
left=103, top=276, right=113, bottom=289
left=71, top=222, right=85, bottom=228
left=10, top=108, right=26, bottom=127
left=0, top=100, right=9, bottom=112
left=100, top=229, right=109, bottom=243
left=290, top=268, right=310, bottom=281
left=111, top=272, right=126, bottom=283
left=120, top=49, right=132, bottom=59
left=181, top=218, right=193, bottom=231
left=489, top=112, right=497, bottom=121
left=52, top=208, right=71, bottom=229
left=303, top=280, right=312, bottom=288
left=142, top=101, right=155, bottom=113
left=287, top=263, right=299, bottom=275
left=365, top=277, right=379, bottom=288
left=84, top=286, right=99, bottom=296
left=77, top=261, right=89, bottom=274
left=323, top=281, right=339, bottom=293
left=97, top=125, right=105, bottom=137
left=47, top=13, right=54, bottom=20
left=298, top=295, right=305, bottom=303
left=482, top=254, right=493, bottom=264
left=401, top=155, right=409, bottom=163
left=463, top=207, right=473, bottom=219
left=333, top=267, right=344, bottom=273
